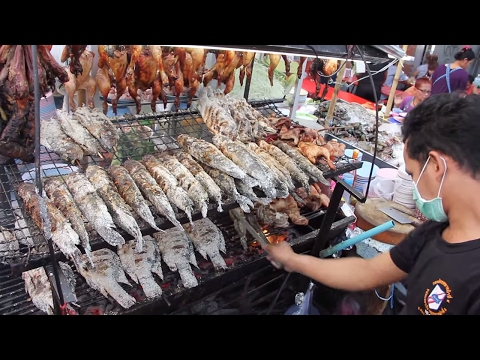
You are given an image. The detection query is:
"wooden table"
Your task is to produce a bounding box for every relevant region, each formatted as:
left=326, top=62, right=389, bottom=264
left=354, top=198, right=418, bottom=246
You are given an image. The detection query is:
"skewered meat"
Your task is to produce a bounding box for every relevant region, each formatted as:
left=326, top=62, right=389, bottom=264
left=298, top=141, right=336, bottom=170
left=96, top=45, right=129, bottom=115
left=0, top=226, right=19, bottom=259
left=17, top=182, right=83, bottom=264
left=282, top=55, right=292, bottom=78
left=75, top=248, right=136, bottom=309
left=175, top=150, right=224, bottom=213
left=177, top=134, right=256, bottom=187
left=56, top=109, right=102, bottom=157
left=183, top=218, right=227, bottom=271
left=229, top=208, right=249, bottom=250
left=273, top=140, right=330, bottom=186
left=239, top=52, right=255, bottom=86
left=44, top=176, right=93, bottom=267
left=85, top=165, right=144, bottom=252
left=323, top=139, right=346, bottom=158
left=118, top=238, right=163, bottom=299
left=65, top=172, right=125, bottom=247
left=279, top=125, right=303, bottom=146
left=73, top=106, right=119, bottom=153
left=40, top=119, right=84, bottom=165
left=295, top=185, right=330, bottom=211
left=201, top=164, right=254, bottom=213
left=108, top=165, right=161, bottom=232
left=124, top=158, right=187, bottom=229
left=127, top=45, right=166, bottom=114
left=155, top=153, right=209, bottom=218
left=60, top=45, right=88, bottom=77
left=257, top=140, right=310, bottom=192
left=153, top=228, right=199, bottom=289
left=61, top=48, right=96, bottom=111
left=297, top=57, right=307, bottom=79
left=234, top=178, right=271, bottom=206
left=196, top=87, right=237, bottom=139
left=255, top=203, right=290, bottom=228
left=270, top=195, right=308, bottom=226
left=268, top=54, right=281, bottom=86
left=22, top=267, right=54, bottom=315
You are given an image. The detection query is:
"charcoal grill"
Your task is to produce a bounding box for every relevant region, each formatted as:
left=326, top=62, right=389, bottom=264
left=0, top=99, right=360, bottom=315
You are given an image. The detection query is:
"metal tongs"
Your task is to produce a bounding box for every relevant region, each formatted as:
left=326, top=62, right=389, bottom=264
left=229, top=208, right=283, bottom=269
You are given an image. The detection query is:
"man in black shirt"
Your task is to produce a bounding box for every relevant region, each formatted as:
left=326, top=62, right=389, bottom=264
left=265, top=93, right=480, bottom=315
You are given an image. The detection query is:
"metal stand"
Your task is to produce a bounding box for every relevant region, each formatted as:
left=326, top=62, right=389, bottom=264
left=243, top=58, right=255, bottom=101
left=31, top=45, right=66, bottom=315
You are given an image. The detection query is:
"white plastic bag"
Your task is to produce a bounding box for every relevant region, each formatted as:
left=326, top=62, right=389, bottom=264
left=371, top=177, right=396, bottom=201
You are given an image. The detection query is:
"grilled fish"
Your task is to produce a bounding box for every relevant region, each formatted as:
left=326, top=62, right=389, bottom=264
left=118, top=237, right=163, bottom=300
left=229, top=208, right=248, bottom=250
left=156, top=152, right=209, bottom=218
left=175, top=150, right=224, bottom=213
left=108, top=165, right=161, bottom=232
left=58, top=261, right=77, bottom=302
left=197, top=87, right=238, bottom=139
left=140, top=155, right=194, bottom=226
left=234, top=178, right=271, bottom=206
left=75, top=248, right=136, bottom=309
left=65, top=172, right=125, bottom=247
left=258, top=140, right=310, bottom=192
left=56, top=109, right=103, bottom=157
left=73, top=106, right=119, bottom=152
left=201, top=164, right=254, bottom=213
left=85, top=165, right=144, bottom=252
left=44, top=176, right=94, bottom=266
left=183, top=218, right=227, bottom=270
left=153, top=228, right=199, bottom=289
left=17, top=182, right=83, bottom=264
left=40, top=119, right=84, bottom=164
left=22, top=267, right=54, bottom=315
left=0, top=226, right=19, bottom=259
left=246, top=142, right=296, bottom=192
left=273, top=140, right=330, bottom=186
left=177, top=134, right=257, bottom=188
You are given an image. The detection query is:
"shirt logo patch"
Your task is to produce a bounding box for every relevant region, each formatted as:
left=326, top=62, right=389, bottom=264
left=419, top=279, right=453, bottom=315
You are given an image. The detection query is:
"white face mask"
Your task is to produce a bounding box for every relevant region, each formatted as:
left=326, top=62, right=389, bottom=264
left=412, top=156, right=448, bottom=222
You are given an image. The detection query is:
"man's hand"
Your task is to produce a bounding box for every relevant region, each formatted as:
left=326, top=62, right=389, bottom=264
left=265, top=242, right=298, bottom=272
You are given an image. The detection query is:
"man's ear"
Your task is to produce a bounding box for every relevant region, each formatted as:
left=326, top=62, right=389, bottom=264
left=428, top=151, right=447, bottom=180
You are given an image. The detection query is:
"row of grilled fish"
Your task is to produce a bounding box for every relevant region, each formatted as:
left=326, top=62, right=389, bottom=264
left=40, top=106, right=120, bottom=164
left=197, top=87, right=278, bottom=143
left=22, top=217, right=228, bottom=313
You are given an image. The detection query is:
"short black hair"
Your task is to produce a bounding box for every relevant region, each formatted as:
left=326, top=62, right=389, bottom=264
left=468, top=74, right=475, bottom=83
left=402, top=93, right=480, bottom=177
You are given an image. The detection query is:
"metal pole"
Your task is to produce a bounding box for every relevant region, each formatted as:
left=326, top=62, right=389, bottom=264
left=289, top=59, right=307, bottom=120
left=243, top=57, right=255, bottom=101
left=31, top=45, right=65, bottom=314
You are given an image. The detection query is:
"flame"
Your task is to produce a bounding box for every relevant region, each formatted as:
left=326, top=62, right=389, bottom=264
left=266, top=234, right=288, bottom=244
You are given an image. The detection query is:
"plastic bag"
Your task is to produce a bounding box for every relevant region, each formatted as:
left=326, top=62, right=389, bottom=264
left=369, top=177, right=396, bottom=201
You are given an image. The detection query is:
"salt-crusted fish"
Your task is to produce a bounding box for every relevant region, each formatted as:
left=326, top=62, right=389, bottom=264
left=177, top=134, right=257, bottom=188
left=123, top=159, right=184, bottom=230
left=197, top=87, right=238, bottom=140
left=273, top=140, right=330, bottom=186
left=118, top=237, right=163, bottom=299
left=22, top=267, right=54, bottom=315
left=141, top=155, right=195, bottom=226
left=258, top=140, right=310, bottom=192
left=75, top=248, right=136, bottom=309
left=56, top=109, right=103, bottom=157
left=229, top=208, right=248, bottom=251
left=58, top=261, right=77, bottom=302
left=156, top=152, right=209, bottom=218
left=201, top=164, right=254, bottom=213
left=44, top=176, right=94, bottom=266
left=65, top=172, right=125, bottom=247
left=183, top=218, right=227, bottom=270
left=40, top=119, right=84, bottom=164
left=0, top=226, right=20, bottom=259
left=175, top=150, right=224, bottom=213
left=85, top=165, right=144, bottom=252
left=247, top=142, right=296, bottom=192
left=17, top=182, right=83, bottom=264
left=73, top=106, right=119, bottom=152
left=153, top=228, right=199, bottom=289
left=234, top=178, right=271, bottom=206
left=108, top=165, right=161, bottom=232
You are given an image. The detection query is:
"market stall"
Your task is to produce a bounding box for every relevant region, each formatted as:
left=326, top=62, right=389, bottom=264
left=0, top=45, right=406, bottom=315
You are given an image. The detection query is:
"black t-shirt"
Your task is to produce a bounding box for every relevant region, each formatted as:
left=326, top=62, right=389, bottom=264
left=390, top=221, right=480, bottom=315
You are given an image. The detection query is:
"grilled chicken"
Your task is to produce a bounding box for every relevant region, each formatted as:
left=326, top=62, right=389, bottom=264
left=239, top=52, right=255, bottom=86
left=268, top=54, right=281, bottom=86
left=298, top=141, right=336, bottom=170
left=61, top=45, right=88, bottom=77
left=270, top=195, right=308, bottom=226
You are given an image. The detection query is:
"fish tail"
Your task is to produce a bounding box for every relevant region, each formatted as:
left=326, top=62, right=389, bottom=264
left=139, top=277, right=163, bottom=299
left=208, top=251, right=228, bottom=270
left=216, top=200, right=224, bottom=213
left=177, top=263, right=198, bottom=289
left=96, top=226, right=126, bottom=247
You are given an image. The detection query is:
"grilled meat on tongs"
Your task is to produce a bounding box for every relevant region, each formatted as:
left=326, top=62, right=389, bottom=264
left=65, top=172, right=125, bottom=247
left=86, top=165, right=144, bottom=252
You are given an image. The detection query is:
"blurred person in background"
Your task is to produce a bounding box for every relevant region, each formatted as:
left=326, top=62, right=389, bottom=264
left=466, top=75, right=479, bottom=95
left=409, top=53, right=439, bottom=81
left=398, top=77, right=432, bottom=113
left=380, top=64, right=410, bottom=100
left=353, top=60, right=390, bottom=103
left=431, top=46, right=475, bottom=95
